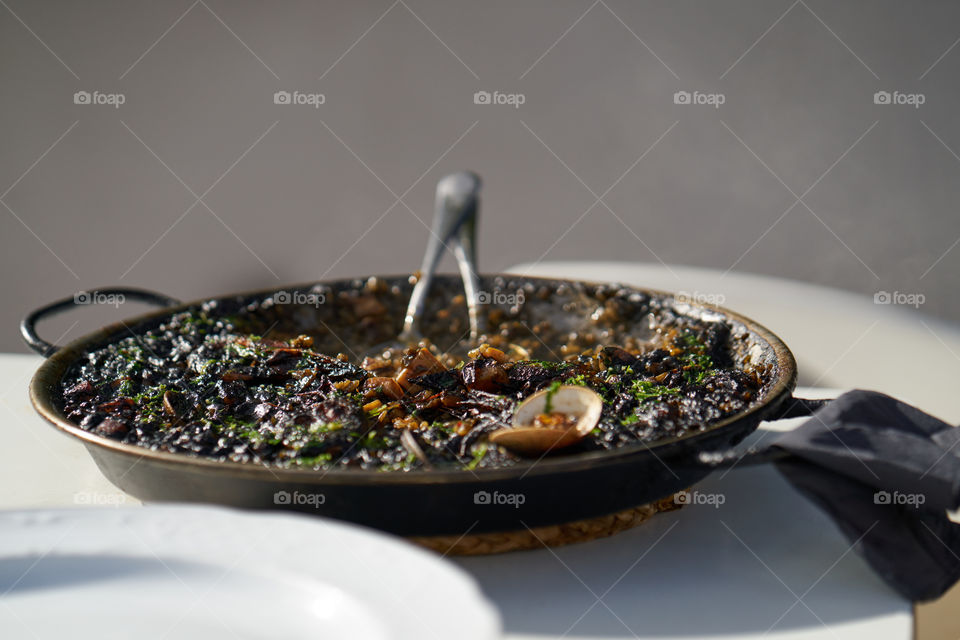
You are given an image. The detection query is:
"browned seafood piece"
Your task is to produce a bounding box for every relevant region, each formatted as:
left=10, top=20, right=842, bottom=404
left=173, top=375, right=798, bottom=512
left=461, top=358, right=508, bottom=393
left=363, top=376, right=405, bottom=400
left=396, top=348, right=446, bottom=391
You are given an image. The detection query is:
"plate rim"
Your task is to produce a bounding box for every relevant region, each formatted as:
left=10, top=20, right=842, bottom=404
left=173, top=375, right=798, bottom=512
left=0, top=504, right=502, bottom=640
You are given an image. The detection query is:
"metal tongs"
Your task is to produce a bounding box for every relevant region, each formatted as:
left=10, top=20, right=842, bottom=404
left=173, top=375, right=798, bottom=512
left=403, top=171, right=483, bottom=343
left=364, top=171, right=484, bottom=358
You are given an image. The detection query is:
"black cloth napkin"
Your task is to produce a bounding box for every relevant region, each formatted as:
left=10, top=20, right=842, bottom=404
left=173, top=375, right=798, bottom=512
left=765, top=390, right=960, bottom=601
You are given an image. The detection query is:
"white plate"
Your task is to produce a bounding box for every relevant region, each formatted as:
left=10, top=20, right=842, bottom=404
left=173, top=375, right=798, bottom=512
left=0, top=505, right=500, bottom=640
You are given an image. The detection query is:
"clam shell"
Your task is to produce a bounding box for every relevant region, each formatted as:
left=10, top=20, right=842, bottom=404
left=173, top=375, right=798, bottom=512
left=489, top=385, right=603, bottom=456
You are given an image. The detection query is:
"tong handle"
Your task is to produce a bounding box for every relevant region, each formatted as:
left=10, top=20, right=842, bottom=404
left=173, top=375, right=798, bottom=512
left=401, top=171, right=482, bottom=341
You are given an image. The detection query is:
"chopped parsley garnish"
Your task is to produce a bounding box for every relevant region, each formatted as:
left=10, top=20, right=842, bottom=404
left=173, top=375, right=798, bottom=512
left=466, top=444, right=488, bottom=470
left=543, top=380, right=562, bottom=413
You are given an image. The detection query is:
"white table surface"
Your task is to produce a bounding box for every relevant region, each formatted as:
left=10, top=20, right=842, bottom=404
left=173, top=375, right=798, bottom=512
left=4, top=262, right=944, bottom=639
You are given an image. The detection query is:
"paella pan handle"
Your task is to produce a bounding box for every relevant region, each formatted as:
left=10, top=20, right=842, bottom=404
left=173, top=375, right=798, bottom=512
left=763, top=395, right=830, bottom=420
left=21, top=288, right=181, bottom=357
left=690, top=395, right=832, bottom=469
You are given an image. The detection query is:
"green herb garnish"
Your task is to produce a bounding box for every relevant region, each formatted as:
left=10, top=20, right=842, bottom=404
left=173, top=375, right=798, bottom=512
left=676, top=331, right=716, bottom=385
left=629, top=379, right=680, bottom=402
left=466, top=444, right=488, bottom=470
left=544, top=380, right=562, bottom=413
left=565, top=373, right=590, bottom=387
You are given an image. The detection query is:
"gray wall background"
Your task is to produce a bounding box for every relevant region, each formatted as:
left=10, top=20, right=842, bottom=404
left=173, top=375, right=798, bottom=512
left=2, top=0, right=958, bottom=353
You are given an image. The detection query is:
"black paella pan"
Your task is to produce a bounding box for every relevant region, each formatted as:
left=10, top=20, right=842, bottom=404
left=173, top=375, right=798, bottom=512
left=22, top=275, right=810, bottom=537
left=21, top=173, right=818, bottom=537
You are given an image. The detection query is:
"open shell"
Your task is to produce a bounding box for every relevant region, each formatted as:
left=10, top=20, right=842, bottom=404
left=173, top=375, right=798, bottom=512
left=489, top=385, right=603, bottom=456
